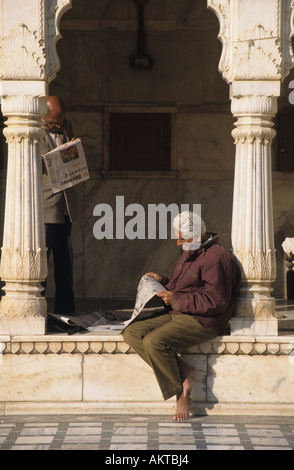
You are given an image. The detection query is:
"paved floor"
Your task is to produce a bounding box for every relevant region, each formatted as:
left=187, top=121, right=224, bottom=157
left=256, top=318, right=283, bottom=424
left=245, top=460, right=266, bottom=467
left=1, top=414, right=294, bottom=451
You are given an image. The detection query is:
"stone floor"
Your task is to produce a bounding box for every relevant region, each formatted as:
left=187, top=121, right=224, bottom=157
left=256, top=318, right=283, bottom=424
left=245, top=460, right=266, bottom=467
left=1, top=414, right=294, bottom=451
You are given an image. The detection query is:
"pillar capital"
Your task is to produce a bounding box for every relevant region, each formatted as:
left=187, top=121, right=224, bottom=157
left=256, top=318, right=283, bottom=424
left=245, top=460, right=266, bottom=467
left=208, top=0, right=294, bottom=84
left=0, top=0, right=72, bottom=84
left=231, top=94, right=278, bottom=145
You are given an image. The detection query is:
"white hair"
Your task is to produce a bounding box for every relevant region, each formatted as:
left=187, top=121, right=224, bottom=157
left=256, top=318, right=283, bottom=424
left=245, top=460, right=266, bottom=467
left=173, top=211, right=206, bottom=239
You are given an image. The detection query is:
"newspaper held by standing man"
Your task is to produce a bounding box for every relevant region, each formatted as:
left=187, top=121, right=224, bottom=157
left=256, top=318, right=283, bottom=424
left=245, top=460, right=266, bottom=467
left=43, top=138, right=89, bottom=194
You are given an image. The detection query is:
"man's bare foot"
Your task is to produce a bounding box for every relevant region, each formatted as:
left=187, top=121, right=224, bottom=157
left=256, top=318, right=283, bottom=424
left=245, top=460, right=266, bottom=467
left=172, top=361, right=197, bottom=421
left=173, top=392, right=192, bottom=421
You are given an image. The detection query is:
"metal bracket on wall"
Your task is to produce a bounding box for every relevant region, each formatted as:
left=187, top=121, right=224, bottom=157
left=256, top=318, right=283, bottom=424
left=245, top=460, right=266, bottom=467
left=130, top=0, right=153, bottom=69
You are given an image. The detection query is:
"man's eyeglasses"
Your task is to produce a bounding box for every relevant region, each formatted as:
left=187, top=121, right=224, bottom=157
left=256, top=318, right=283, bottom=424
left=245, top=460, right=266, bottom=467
left=177, top=237, right=193, bottom=244
left=47, top=121, right=64, bottom=128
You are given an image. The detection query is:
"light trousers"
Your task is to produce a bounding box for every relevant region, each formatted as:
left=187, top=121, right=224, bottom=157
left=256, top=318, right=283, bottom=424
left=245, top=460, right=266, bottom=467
left=123, top=311, right=218, bottom=400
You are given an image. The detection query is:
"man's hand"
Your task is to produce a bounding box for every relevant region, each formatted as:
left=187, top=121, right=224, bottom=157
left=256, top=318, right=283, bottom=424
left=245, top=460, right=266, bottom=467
left=146, top=272, right=163, bottom=283
left=157, top=290, right=174, bottom=305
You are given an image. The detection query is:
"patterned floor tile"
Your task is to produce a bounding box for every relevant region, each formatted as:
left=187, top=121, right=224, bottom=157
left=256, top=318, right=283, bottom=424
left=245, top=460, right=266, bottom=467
left=0, top=415, right=294, bottom=451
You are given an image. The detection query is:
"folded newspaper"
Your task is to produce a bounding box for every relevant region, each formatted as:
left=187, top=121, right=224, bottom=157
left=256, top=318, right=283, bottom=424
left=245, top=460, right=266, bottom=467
left=43, top=138, right=89, bottom=194
left=123, top=274, right=167, bottom=328
left=282, top=237, right=294, bottom=257
left=48, top=275, right=167, bottom=335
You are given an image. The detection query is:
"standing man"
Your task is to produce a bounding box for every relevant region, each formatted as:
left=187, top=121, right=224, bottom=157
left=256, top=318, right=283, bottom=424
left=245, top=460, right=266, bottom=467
left=40, top=96, right=76, bottom=314
left=123, top=211, right=241, bottom=421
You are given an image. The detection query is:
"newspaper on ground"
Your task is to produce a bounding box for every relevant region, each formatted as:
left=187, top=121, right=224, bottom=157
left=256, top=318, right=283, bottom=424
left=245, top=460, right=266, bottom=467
left=43, top=138, right=89, bottom=194
left=47, top=275, right=167, bottom=335
left=48, top=309, right=122, bottom=335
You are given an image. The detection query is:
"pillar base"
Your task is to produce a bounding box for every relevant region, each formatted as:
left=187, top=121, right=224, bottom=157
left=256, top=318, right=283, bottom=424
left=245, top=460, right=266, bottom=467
left=0, top=317, right=46, bottom=335
left=0, top=298, right=47, bottom=335
left=230, top=318, right=278, bottom=336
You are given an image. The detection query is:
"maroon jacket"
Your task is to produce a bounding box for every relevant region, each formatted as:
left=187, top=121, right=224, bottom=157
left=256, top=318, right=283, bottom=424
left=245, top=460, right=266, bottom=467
left=162, top=235, right=241, bottom=335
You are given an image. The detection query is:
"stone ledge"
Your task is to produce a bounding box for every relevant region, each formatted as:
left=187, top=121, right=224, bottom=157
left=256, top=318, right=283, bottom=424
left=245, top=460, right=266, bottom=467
left=0, top=401, right=176, bottom=416
left=2, top=401, right=294, bottom=417
left=1, top=333, right=294, bottom=355
left=1, top=333, right=294, bottom=416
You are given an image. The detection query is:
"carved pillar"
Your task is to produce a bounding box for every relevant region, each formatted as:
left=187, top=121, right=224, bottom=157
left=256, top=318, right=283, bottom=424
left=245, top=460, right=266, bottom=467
left=230, top=91, right=279, bottom=335
left=207, top=0, right=294, bottom=335
left=0, top=87, right=48, bottom=334
left=0, top=1, right=72, bottom=334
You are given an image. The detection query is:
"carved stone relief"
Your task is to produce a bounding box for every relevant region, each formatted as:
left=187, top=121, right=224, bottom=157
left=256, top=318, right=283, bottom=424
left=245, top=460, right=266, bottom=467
left=0, top=248, right=47, bottom=281
left=208, top=0, right=294, bottom=83
left=0, top=299, right=46, bottom=319
left=234, top=250, right=276, bottom=282
left=0, top=24, right=46, bottom=80
left=233, top=25, right=282, bottom=80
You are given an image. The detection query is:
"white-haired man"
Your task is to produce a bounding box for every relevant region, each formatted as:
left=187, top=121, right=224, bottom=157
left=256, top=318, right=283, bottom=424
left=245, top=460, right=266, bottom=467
left=123, top=211, right=240, bottom=421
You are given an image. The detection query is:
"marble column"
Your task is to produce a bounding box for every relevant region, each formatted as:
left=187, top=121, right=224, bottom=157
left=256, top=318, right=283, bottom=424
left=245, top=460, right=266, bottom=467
left=230, top=90, right=279, bottom=335
left=207, top=0, right=294, bottom=335
left=0, top=0, right=72, bottom=335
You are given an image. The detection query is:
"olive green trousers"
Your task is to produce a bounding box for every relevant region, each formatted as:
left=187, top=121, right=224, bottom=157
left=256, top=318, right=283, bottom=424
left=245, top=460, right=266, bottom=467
left=123, top=311, right=218, bottom=400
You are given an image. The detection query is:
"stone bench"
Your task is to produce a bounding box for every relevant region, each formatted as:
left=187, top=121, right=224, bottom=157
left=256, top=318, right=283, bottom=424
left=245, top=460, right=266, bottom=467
left=1, top=331, right=294, bottom=416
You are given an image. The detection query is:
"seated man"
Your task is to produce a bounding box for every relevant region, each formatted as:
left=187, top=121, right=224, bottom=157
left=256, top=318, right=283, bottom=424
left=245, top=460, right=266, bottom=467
left=123, top=211, right=241, bottom=421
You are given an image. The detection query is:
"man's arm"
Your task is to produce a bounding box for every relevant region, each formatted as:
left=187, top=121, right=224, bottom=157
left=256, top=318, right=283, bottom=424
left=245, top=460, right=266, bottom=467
left=171, top=260, right=235, bottom=316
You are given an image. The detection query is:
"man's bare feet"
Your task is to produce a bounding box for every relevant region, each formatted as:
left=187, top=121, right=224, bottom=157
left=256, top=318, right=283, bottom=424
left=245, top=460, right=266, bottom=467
left=173, top=361, right=197, bottom=421
left=173, top=392, right=192, bottom=421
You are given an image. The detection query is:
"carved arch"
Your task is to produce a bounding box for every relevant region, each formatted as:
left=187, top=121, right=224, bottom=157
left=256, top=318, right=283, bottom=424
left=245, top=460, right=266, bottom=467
left=46, top=0, right=73, bottom=84
left=207, top=0, right=231, bottom=82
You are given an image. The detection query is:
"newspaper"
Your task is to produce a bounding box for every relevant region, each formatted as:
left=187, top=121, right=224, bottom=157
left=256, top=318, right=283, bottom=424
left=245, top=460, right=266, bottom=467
left=83, top=274, right=167, bottom=333
left=48, top=309, right=123, bottom=335
left=48, top=275, right=167, bottom=335
left=43, top=138, right=89, bottom=194
left=282, top=237, right=294, bottom=257
left=123, top=274, right=167, bottom=328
